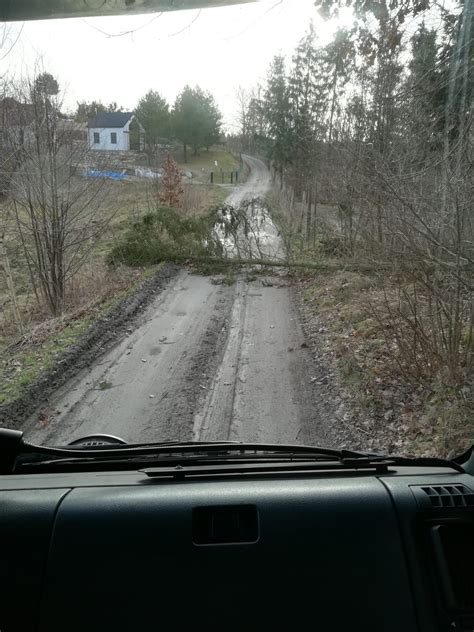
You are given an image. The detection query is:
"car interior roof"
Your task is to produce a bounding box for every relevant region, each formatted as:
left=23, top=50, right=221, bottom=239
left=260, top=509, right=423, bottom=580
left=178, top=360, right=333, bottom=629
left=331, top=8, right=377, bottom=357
left=0, top=0, right=256, bottom=22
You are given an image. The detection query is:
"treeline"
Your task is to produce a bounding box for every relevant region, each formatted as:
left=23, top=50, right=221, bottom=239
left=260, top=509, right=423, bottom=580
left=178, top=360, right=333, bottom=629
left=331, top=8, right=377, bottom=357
left=237, top=0, right=473, bottom=388
left=76, top=85, right=222, bottom=161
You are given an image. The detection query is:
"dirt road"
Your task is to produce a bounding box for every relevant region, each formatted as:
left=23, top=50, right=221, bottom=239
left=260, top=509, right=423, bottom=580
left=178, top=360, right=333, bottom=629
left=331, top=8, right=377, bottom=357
left=26, top=157, right=336, bottom=447
left=219, top=155, right=285, bottom=261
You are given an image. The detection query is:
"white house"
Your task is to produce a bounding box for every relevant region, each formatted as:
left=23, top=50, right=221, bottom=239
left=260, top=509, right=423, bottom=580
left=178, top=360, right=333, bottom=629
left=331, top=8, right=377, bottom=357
left=87, top=112, right=144, bottom=151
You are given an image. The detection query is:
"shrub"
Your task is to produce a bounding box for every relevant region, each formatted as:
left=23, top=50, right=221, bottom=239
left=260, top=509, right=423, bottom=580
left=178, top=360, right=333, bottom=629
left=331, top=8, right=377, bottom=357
left=319, top=235, right=347, bottom=258
left=107, top=205, right=223, bottom=266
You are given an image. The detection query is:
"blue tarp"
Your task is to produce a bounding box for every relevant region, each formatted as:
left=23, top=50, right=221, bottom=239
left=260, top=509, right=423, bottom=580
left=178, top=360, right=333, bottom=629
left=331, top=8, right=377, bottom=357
left=86, top=170, right=126, bottom=181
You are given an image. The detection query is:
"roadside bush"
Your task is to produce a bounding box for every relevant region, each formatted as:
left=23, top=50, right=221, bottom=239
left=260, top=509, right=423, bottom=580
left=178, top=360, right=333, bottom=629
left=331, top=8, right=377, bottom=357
left=107, top=206, right=223, bottom=266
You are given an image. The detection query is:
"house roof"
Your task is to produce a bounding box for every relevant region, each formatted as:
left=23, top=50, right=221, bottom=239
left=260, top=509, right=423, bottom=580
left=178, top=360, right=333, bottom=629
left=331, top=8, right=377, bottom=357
left=88, top=111, right=134, bottom=129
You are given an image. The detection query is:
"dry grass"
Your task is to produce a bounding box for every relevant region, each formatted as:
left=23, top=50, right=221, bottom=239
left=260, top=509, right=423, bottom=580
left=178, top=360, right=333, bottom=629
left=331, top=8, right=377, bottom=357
left=300, top=270, right=474, bottom=457
left=1, top=263, right=144, bottom=352
left=65, top=263, right=145, bottom=311
left=176, top=147, right=241, bottom=183
left=0, top=179, right=151, bottom=348
left=182, top=183, right=229, bottom=215
left=1, top=176, right=229, bottom=341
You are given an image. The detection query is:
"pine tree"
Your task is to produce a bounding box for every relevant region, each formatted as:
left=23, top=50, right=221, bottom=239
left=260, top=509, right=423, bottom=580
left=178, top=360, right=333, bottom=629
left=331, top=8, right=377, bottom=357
left=287, top=23, right=329, bottom=194
left=201, top=91, right=222, bottom=150
left=324, top=29, right=354, bottom=142
left=172, top=86, right=222, bottom=162
left=135, top=90, right=170, bottom=155
left=263, top=55, right=291, bottom=182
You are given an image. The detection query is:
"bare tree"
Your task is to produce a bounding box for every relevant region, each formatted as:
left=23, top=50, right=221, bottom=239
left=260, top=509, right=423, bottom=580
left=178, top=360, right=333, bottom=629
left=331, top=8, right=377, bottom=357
left=235, top=86, right=250, bottom=149
left=0, top=215, right=22, bottom=334
left=8, top=72, right=115, bottom=316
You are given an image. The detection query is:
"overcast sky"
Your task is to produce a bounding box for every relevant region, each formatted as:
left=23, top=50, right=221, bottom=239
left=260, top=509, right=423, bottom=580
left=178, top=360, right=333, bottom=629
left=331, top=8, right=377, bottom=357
left=2, top=0, right=353, bottom=126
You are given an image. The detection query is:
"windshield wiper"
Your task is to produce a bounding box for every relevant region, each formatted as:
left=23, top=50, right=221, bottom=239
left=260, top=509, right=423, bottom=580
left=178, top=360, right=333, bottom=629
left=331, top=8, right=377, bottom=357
left=16, top=451, right=395, bottom=475
left=0, top=428, right=465, bottom=474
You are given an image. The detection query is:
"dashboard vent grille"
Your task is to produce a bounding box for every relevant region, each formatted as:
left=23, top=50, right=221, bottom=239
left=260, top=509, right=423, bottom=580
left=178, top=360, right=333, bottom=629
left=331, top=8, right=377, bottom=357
left=417, top=484, right=474, bottom=509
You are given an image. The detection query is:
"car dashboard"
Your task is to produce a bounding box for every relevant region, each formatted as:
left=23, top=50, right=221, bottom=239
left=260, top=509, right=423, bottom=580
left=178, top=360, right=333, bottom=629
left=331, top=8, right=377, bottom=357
left=1, top=464, right=474, bottom=632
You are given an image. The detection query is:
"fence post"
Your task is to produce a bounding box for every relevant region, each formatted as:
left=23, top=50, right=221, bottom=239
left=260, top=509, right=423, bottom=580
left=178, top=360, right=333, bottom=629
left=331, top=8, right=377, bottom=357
left=210, top=172, right=213, bottom=184
left=221, top=171, right=224, bottom=184
left=231, top=172, right=233, bottom=184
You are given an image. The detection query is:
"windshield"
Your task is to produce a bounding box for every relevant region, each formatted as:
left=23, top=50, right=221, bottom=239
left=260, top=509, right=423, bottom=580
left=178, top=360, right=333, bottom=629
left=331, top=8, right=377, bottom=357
left=0, top=0, right=472, bottom=459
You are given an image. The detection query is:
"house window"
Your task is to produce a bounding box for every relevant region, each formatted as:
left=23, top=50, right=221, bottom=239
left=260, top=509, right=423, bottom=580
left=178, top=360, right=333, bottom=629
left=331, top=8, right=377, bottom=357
left=93, top=132, right=100, bottom=144
left=110, top=132, right=117, bottom=144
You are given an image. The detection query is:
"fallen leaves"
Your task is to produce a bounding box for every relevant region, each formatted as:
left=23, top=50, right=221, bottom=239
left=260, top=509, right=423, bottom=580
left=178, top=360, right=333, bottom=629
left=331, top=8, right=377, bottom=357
left=295, top=272, right=473, bottom=457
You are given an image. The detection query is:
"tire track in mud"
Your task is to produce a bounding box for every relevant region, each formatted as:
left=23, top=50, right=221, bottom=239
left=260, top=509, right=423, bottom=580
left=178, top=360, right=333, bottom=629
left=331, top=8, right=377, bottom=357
left=24, top=272, right=235, bottom=445
left=194, top=276, right=333, bottom=446
left=193, top=278, right=248, bottom=441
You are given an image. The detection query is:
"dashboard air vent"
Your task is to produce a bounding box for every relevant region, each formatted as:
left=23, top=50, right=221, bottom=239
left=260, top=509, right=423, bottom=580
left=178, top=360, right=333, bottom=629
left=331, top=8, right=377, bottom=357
left=411, top=484, right=474, bottom=509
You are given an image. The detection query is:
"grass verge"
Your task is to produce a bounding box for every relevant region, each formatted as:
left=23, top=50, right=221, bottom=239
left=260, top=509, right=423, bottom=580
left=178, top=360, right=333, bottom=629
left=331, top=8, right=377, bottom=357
left=177, top=147, right=241, bottom=183
left=298, top=270, right=473, bottom=457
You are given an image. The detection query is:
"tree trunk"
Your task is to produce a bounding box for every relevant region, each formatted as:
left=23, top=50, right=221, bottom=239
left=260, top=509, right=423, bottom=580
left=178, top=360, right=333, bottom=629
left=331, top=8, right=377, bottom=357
left=306, top=189, right=312, bottom=243
left=328, top=68, right=338, bottom=143
left=0, top=237, right=22, bottom=334
left=312, top=184, right=318, bottom=248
